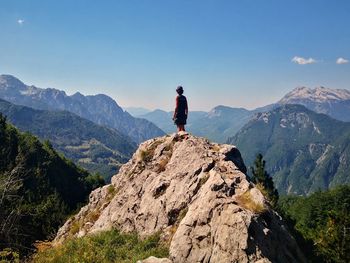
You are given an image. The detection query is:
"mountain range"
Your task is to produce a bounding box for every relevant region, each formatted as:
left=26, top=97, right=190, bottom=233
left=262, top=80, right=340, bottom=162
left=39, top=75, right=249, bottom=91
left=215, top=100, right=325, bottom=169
left=278, top=86, right=350, bottom=121
left=139, top=105, right=272, bottom=143
left=140, top=86, right=350, bottom=143
left=0, top=99, right=137, bottom=181
left=0, top=74, right=165, bottom=144
left=1, top=74, right=350, bottom=195
left=229, top=104, right=350, bottom=195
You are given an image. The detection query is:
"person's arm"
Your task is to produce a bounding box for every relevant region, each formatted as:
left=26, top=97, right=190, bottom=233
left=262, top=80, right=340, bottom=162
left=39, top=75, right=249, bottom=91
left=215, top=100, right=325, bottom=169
left=185, top=98, right=188, bottom=117
left=173, top=96, right=179, bottom=120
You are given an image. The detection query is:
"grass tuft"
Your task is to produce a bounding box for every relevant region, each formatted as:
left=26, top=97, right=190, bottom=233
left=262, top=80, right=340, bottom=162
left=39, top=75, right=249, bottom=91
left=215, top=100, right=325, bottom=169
left=236, top=190, right=266, bottom=214
left=155, top=158, right=169, bottom=173
left=32, top=229, right=169, bottom=263
left=69, top=220, right=82, bottom=235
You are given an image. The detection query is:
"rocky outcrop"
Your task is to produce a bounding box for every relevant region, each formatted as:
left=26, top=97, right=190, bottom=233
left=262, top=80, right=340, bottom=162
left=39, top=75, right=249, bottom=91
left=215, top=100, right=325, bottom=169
left=54, top=132, right=305, bottom=263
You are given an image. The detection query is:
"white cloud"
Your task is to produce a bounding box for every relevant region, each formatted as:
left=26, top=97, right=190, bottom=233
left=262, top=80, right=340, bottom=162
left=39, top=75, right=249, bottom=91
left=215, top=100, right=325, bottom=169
left=292, top=56, right=317, bottom=65
left=17, top=19, right=24, bottom=25
left=336, top=57, right=349, bottom=64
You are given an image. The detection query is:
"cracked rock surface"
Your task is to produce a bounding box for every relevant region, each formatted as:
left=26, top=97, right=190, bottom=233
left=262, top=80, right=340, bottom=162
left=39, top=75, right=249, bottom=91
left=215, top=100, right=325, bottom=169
left=54, top=132, right=305, bottom=263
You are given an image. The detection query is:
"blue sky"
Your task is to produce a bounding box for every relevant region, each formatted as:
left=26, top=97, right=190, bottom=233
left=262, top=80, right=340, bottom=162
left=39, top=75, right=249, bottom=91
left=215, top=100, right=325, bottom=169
left=0, top=0, right=349, bottom=110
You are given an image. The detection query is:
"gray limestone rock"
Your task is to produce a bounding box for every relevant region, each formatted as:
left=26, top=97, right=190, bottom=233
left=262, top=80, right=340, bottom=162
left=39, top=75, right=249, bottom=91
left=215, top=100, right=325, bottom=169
left=54, top=133, right=306, bottom=263
left=137, top=256, right=173, bottom=263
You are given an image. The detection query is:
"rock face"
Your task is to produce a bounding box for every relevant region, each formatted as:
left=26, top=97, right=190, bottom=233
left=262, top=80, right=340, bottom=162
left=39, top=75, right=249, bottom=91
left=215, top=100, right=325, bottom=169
left=54, top=133, right=305, bottom=263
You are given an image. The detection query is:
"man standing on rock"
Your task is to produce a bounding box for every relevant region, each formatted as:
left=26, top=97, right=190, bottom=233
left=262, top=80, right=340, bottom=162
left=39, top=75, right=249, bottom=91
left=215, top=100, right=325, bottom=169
left=173, top=86, right=188, bottom=132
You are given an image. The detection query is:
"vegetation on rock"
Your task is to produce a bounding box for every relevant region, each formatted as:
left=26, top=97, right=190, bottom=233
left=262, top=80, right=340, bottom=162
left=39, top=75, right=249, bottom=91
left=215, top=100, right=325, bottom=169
left=250, top=154, right=279, bottom=207
left=32, top=230, right=168, bottom=263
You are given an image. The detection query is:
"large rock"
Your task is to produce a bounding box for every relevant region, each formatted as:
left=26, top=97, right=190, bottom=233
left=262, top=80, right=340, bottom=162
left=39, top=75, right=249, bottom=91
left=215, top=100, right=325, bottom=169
left=54, top=132, right=306, bottom=263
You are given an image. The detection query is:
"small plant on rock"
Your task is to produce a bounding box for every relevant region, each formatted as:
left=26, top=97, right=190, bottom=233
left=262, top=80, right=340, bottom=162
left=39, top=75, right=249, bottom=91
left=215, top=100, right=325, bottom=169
left=250, top=154, right=279, bottom=207
left=236, top=190, right=266, bottom=214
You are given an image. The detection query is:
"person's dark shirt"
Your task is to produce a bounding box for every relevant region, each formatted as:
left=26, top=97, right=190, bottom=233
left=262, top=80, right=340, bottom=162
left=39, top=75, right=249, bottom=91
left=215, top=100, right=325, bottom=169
left=175, top=95, right=188, bottom=118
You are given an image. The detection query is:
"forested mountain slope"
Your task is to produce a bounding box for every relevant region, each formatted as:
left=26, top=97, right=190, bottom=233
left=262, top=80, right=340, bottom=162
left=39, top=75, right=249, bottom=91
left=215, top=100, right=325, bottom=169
left=0, top=99, right=137, bottom=181
left=0, top=113, right=102, bottom=257
left=229, top=104, right=350, bottom=195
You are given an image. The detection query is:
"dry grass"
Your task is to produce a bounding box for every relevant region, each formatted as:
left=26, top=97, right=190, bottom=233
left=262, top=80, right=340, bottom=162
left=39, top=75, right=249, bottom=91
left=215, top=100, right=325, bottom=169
left=166, top=225, right=178, bottom=245
left=211, top=144, right=221, bottom=152
left=236, top=190, right=266, bottom=214
left=198, top=174, right=209, bottom=188
left=85, top=209, right=101, bottom=223
left=139, top=149, right=153, bottom=162
left=255, top=183, right=269, bottom=197
left=156, top=157, right=170, bottom=173
left=139, top=140, right=164, bottom=163
left=106, top=184, right=118, bottom=201
left=34, top=241, right=53, bottom=253
left=69, top=220, right=82, bottom=235
left=68, top=185, right=117, bottom=237
left=163, top=206, right=189, bottom=245
left=178, top=207, right=188, bottom=222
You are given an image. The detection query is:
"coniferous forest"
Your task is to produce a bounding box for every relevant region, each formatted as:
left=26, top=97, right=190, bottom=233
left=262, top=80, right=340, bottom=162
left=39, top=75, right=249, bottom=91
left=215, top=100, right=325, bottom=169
left=278, top=185, right=350, bottom=263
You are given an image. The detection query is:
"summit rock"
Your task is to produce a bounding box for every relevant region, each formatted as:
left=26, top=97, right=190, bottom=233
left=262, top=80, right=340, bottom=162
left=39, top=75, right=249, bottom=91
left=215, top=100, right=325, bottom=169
left=54, top=133, right=305, bottom=263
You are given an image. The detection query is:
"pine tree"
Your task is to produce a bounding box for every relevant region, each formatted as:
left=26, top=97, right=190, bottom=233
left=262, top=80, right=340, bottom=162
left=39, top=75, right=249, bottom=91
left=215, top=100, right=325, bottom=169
left=251, top=154, right=279, bottom=207
left=0, top=113, right=6, bottom=129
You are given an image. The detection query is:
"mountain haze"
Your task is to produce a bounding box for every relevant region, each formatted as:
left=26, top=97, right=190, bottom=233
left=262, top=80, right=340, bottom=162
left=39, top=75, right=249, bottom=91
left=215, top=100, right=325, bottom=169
left=124, top=107, right=151, bottom=117
left=141, top=86, right=350, bottom=144
left=0, top=74, right=165, bottom=143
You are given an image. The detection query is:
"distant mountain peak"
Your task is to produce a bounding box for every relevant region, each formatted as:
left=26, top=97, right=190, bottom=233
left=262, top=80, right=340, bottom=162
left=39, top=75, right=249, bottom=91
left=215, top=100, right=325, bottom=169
left=279, top=86, right=350, bottom=103
left=0, top=74, right=26, bottom=90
